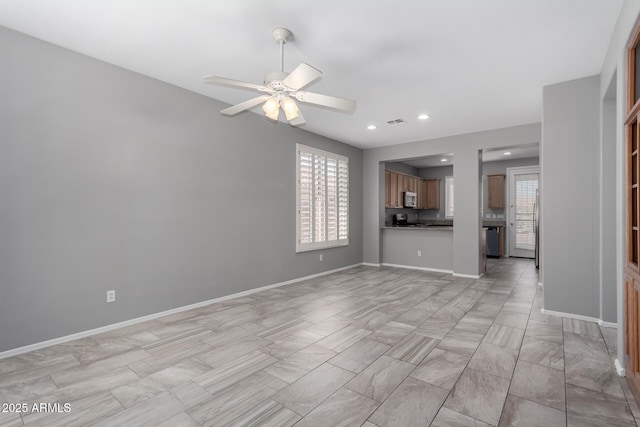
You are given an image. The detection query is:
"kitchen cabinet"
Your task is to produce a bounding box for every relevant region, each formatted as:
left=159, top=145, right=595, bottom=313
left=385, top=170, right=392, bottom=208
left=385, top=170, right=404, bottom=208
left=482, top=229, right=487, bottom=273
left=385, top=170, right=436, bottom=210
left=420, top=180, right=428, bottom=210
left=404, top=175, right=418, bottom=193
left=487, top=174, right=506, bottom=209
left=395, top=173, right=404, bottom=207
left=390, top=171, right=400, bottom=207
left=497, top=226, right=505, bottom=257
left=422, top=179, right=440, bottom=210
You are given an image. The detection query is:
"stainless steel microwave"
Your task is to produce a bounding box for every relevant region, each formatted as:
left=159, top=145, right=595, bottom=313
left=403, top=191, right=417, bottom=208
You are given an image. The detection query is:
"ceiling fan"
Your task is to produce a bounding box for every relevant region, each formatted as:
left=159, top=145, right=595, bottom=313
left=203, top=28, right=356, bottom=126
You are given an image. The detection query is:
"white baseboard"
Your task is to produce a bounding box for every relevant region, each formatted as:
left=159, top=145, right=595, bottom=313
left=381, top=263, right=453, bottom=274
left=452, top=272, right=482, bottom=279
left=0, top=263, right=363, bottom=360
left=541, top=308, right=618, bottom=328
left=615, top=358, right=626, bottom=377
left=361, top=262, right=381, bottom=267
left=600, top=321, right=618, bottom=328
left=381, top=263, right=482, bottom=279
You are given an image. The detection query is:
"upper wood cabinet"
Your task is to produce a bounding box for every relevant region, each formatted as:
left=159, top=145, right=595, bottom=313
left=487, top=174, right=506, bottom=209
left=385, top=170, right=424, bottom=209
left=385, top=170, right=442, bottom=210
left=423, top=179, right=440, bottom=210
left=405, top=176, right=418, bottom=193
left=384, top=170, right=392, bottom=208
left=384, top=170, right=404, bottom=208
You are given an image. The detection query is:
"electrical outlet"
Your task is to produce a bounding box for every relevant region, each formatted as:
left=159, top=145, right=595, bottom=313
left=107, top=290, right=115, bottom=303
left=319, top=254, right=323, bottom=261
left=417, top=250, right=422, bottom=257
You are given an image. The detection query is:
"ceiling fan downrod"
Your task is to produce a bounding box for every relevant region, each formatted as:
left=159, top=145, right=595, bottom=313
left=272, top=27, right=292, bottom=74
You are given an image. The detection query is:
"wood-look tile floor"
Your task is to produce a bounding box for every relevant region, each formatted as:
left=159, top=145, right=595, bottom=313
left=1, top=258, right=638, bottom=426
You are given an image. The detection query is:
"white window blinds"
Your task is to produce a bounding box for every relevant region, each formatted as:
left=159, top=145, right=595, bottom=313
left=297, top=144, right=349, bottom=252
left=514, top=174, right=538, bottom=251
left=445, top=176, right=454, bottom=218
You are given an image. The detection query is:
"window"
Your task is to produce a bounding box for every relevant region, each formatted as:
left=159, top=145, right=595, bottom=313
left=445, top=176, right=454, bottom=218
left=296, top=144, right=349, bottom=252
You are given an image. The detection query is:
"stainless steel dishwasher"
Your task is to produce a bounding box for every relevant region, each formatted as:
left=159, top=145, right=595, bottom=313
left=486, top=227, right=499, bottom=257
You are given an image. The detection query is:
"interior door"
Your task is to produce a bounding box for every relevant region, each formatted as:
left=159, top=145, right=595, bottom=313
left=508, top=166, right=539, bottom=258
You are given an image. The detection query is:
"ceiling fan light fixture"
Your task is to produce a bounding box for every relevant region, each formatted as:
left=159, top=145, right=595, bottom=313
left=263, top=96, right=280, bottom=121
left=281, top=96, right=300, bottom=121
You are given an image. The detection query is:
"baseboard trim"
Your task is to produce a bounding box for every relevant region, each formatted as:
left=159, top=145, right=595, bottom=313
left=600, top=321, right=618, bottom=328
left=452, top=273, right=482, bottom=279
left=361, top=262, right=381, bottom=267
left=380, top=263, right=482, bottom=279
left=381, top=263, right=453, bottom=274
left=615, top=358, right=626, bottom=377
left=541, top=308, right=618, bottom=328
left=0, top=263, right=363, bottom=360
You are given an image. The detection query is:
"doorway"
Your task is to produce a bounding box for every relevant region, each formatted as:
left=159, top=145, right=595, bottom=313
left=507, top=166, right=540, bottom=258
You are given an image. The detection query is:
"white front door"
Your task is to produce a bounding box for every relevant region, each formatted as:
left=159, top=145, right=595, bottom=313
left=507, top=166, right=539, bottom=258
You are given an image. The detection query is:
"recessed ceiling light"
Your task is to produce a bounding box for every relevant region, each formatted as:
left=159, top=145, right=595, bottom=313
left=367, top=125, right=377, bottom=130
left=440, top=158, right=448, bottom=162
left=418, top=114, right=430, bottom=120
left=503, top=151, right=512, bottom=156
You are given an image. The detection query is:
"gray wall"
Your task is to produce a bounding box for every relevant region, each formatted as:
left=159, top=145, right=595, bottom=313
left=481, top=157, right=539, bottom=218
left=0, top=27, right=363, bottom=353
left=541, top=75, right=600, bottom=318
left=364, top=123, right=541, bottom=276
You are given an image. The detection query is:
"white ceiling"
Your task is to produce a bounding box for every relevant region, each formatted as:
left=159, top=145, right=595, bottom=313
left=0, top=1, right=623, bottom=149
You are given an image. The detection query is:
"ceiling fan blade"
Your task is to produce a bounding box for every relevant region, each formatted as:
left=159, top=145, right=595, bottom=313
left=289, top=110, right=306, bottom=126
left=221, top=95, right=271, bottom=115
left=293, top=91, right=357, bottom=113
left=203, top=75, right=268, bottom=92
left=283, top=63, right=322, bottom=91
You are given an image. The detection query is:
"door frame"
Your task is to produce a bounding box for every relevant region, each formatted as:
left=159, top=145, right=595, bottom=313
left=506, top=165, right=540, bottom=258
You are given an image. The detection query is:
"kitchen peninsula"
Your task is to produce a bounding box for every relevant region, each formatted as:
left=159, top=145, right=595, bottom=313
left=381, top=223, right=454, bottom=272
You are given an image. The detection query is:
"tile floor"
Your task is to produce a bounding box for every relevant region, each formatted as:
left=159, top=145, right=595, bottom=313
left=0, top=258, right=638, bottom=426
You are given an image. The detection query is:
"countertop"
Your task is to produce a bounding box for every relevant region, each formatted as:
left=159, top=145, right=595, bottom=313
left=382, top=220, right=505, bottom=230
left=483, top=220, right=506, bottom=227
left=382, top=225, right=454, bottom=231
